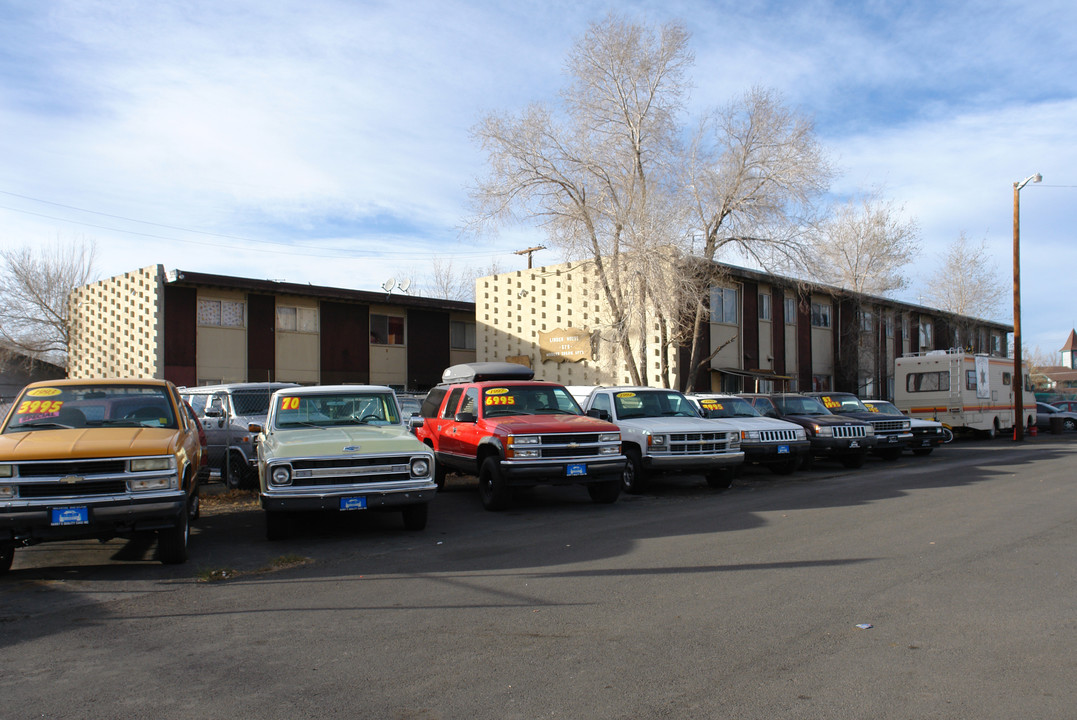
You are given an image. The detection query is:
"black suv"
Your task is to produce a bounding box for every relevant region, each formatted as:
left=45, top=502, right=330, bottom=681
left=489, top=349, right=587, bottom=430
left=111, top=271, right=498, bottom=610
left=740, top=393, right=876, bottom=469
left=804, top=392, right=912, bottom=461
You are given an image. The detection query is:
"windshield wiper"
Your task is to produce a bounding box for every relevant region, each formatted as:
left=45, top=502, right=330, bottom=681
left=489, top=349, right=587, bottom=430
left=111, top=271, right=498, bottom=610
left=6, top=420, right=76, bottom=430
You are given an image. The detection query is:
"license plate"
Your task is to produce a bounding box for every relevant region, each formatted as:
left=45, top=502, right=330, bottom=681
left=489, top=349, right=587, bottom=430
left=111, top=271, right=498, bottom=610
left=339, top=497, right=367, bottom=511
left=921, top=440, right=932, bottom=447
left=887, top=436, right=898, bottom=443
left=52, top=507, right=89, bottom=526
left=849, top=440, right=860, bottom=449
left=566, top=463, right=587, bottom=477
left=777, top=445, right=790, bottom=454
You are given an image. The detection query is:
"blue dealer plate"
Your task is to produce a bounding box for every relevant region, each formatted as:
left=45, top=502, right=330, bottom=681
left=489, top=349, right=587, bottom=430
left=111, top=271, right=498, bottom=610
left=777, top=445, right=790, bottom=454
left=52, top=507, right=89, bottom=526
left=566, top=463, right=587, bottom=477
left=339, top=496, right=368, bottom=511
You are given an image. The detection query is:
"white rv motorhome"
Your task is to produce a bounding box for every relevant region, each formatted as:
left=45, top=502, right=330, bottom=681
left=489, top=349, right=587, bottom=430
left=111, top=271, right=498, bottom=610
left=893, top=350, right=1036, bottom=438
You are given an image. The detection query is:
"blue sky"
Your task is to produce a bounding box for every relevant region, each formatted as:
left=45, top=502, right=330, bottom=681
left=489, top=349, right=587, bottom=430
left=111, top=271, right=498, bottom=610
left=1, top=0, right=1074, bottom=356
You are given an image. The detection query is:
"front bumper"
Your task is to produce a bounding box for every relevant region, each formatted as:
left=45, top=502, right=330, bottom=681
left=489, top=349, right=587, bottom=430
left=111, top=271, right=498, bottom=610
left=0, top=492, right=187, bottom=545
left=872, top=432, right=913, bottom=452
left=644, top=452, right=745, bottom=471
left=499, top=456, right=626, bottom=485
left=742, top=440, right=812, bottom=464
left=261, top=481, right=437, bottom=511
left=809, top=436, right=876, bottom=456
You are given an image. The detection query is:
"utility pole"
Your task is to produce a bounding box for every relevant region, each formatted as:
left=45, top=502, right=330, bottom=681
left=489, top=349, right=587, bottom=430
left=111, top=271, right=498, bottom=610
left=514, top=245, right=546, bottom=269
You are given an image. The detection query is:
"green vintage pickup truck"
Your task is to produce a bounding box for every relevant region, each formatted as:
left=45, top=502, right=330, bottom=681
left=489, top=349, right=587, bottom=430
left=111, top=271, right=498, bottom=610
left=251, top=385, right=436, bottom=540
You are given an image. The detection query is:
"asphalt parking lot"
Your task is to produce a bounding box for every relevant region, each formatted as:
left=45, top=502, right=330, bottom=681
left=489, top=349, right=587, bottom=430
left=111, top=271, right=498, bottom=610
left=2, top=434, right=1076, bottom=719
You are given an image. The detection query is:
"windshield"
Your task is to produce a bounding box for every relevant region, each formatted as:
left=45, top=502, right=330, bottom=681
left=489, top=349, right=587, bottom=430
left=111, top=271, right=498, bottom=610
left=2, top=384, right=177, bottom=432
left=818, top=394, right=869, bottom=414
left=481, top=386, right=582, bottom=417
left=231, top=389, right=279, bottom=416
left=274, top=392, right=401, bottom=429
left=614, top=390, right=698, bottom=419
left=774, top=395, right=832, bottom=416
left=865, top=401, right=903, bottom=416
left=695, top=396, right=761, bottom=419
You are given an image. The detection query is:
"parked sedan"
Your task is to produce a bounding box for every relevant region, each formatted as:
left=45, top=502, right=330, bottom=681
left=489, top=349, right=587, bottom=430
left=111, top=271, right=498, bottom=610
left=1035, top=402, right=1077, bottom=432
left=1049, top=399, right=1077, bottom=414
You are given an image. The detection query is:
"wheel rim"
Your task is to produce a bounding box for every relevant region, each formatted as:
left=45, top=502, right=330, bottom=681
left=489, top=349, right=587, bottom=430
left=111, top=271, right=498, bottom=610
left=622, top=463, right=635, bottom=492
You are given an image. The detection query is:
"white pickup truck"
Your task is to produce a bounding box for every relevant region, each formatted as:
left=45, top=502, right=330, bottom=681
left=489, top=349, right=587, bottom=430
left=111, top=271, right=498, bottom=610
left=568, top=386, right=744, bottom=493
left=686, top=393, right=810, bottom=474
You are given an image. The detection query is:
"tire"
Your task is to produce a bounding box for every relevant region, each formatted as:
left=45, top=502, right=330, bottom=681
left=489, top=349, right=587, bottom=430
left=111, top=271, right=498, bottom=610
left=912, top=448, right=933, bottom=456
left=477, top=457, right=511, bottom=511
left=587, top=480, right=621, bottom=504
left=0, top=544, right=14, bottom=575
left=769, top=458, right=798, bottom=476
left=401, top=503, right=429, bottom=531
left=433, top=462, right=447, bottom=490
left=1064, top=419, right=1077, bottom=432
left=225, top=453, right=252, bottom=490
left=621, top=447, right=647, bottom=494
left=840, top=453, right=866, bottom=469
left=265, top=511, right=290, bottom=541
left=188, top=485, right=201, bottom=523
left=705, top=468, right=735, bottom=491
left=157, top=508, right=189, bottom=565
left=877, top=448, right=902, bottom=461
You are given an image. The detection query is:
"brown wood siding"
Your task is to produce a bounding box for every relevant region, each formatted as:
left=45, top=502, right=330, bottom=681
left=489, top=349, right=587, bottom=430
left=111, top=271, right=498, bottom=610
left=836, top=298, right=857, bottom=392
left=320, top=301, right=369, bottom=385
left=742, top=282, right=759, bottom=368
left=406, top=309, right=450, bottom=391
left=163, top=285, right=197, bottom=387
left=796, top=294, right=812, bottom=391
left=247, top=294, right=276, bottom=382
left=772, top=288, right=786, bottom=375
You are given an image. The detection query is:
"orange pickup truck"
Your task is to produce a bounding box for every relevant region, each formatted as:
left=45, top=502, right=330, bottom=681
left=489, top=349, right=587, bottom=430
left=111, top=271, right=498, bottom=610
left=0, top=378, right=203, bottom=573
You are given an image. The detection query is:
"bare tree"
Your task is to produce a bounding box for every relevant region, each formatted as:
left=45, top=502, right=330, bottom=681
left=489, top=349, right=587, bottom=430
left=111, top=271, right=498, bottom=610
left=419, top=258, right=504, bottom=301
left=0, top=237, right=97, bottom=368
left=921, top=232, right=1007, bottom=321
left=681, top=87, right=834, bottom=389
left=471, top=15, right=692, bottom=386
left=807, top=192, right=920, bottom=297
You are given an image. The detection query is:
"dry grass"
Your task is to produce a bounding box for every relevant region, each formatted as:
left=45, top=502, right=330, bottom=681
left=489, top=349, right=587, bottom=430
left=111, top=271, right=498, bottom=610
left=196, top=554, right=313, bottom=583
left=199, top=488, right=259, bottom=513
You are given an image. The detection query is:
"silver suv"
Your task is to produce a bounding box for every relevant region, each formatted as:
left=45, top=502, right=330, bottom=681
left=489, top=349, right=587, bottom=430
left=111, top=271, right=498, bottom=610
left=180, top=382, right=298, bottom=488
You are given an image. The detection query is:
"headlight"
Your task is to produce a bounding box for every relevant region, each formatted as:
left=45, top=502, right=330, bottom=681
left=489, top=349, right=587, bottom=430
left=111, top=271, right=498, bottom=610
left=410, top=458, right=430, bottom=477
left=902, top=421, right=911, bottom=430
left=509, top=435, right=540, bottom=445
left=649, top=434, right=667, bottom=447
left=599, top=433, right=620, bottom=443
left=130, top=457, right=174, bottom=472
left=0, top=485, right=15, bottom=499
left=128, top=477, right=173, bottom=492
left=270, top=465, right=292, bottom=486
left=599, top=445, right=620, bottom=455
left=795, top=428, right=807, bottom=440
left=812, top=424, right=833, bottom=437
left=0, top=464, right=13, bottom=478
left=741, top=431, right=760, bottom=441
left=513, top=449, right=541, bottom=458
left=864, top=426, right=875, bottom=436
left=729, top=434, right=740, bottom=448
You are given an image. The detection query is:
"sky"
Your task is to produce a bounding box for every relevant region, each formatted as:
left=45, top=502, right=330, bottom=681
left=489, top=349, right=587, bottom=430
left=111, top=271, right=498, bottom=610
left=1, top=0, right=1074, bottom=357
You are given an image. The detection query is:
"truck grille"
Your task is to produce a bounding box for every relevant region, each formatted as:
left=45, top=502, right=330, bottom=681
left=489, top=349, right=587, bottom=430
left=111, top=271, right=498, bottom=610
left=870, top=420, right=906, bottom=433
left=658, top=432, right=735, bottom=455
left=15, top=460, right=128, bottom=477
left=758, top=429, right=799, bottom=443
left=19, top=481, right=129, bottom=498
left=832, top=425, right=868, bottom=439
left=535, top=433, right=618, bottom=460
left=287, top=455, right=416, bottom=487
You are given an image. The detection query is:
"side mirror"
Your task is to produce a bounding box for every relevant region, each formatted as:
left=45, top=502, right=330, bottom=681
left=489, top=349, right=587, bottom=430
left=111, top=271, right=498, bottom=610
left=454, top=412, right=477, bottom=423
left=248, top=423, right=263, bottom=434
left=204, top=407, right=222, bottom=418
left=408, top=416, right=425, bottom=433
left=586, top=408, right=611, bottom=422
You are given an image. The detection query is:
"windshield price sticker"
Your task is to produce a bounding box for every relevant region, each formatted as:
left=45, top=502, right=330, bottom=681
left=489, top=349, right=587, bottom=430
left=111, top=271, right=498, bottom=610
left=701, top=400, right=722, bottom=410
left=27, top=387, right=62, bottom=397
left=615, top=392, right=636, bottom=398
left=485, top=395, right=515, bottom=406
left=16, top=400, right=64, bottom=415
left=822, top=397, right=841, bottom=409
left=280, top=397, right=300, bottom=410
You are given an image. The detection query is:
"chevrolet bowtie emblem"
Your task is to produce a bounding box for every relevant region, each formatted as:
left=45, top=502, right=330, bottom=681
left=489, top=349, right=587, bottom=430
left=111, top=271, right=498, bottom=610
left=60, top=475, right=84, bottom=484
left=343, top=446, right=360, bottom=452
left=567, top=442, right=579, bottom=449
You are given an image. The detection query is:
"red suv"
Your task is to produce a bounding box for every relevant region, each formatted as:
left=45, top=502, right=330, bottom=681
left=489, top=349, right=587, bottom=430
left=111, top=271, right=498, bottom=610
left=414, top=363, right=625, bottom=510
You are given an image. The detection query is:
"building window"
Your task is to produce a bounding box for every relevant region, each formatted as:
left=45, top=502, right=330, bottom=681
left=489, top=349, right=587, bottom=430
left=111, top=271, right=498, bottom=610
left=902, top=316, right=910, bottom=341
left=759, top=293, right=771, bottom=321
left=370, top=314, right=405, bottom=345
left=710, top=287, right=738, bottom=324
left=811, top=302, right=831, bottom=328
left=919, top=320, right=933, bottom=348
left=811, top=374, right=831, bottom=391
left=198, top=299, right=245, bottom=328
left=860, top=310, right=874, bottom=333
left=884, top=315, right=894, bottom=338
left=860, top=374, right=875, bottom=398
left=450, top=321, right=476, bottom=350
left=276, top=306, right=318, bottom=333
left=784, top=297, right=796, bottom=325
left=992, top=334, right=1001, bottom=355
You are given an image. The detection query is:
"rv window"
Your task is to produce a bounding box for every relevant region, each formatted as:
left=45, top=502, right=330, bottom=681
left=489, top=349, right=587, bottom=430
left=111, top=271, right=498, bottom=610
left=965, top=370, right=977, bottom=390
left=906, top=371, right=949, bottom=393
left=1002, top=372, right=1012, bottom=386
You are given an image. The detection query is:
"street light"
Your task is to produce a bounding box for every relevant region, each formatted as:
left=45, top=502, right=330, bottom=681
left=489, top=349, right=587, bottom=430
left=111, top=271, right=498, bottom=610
left=1012, top=172, right=1041, bottom=441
